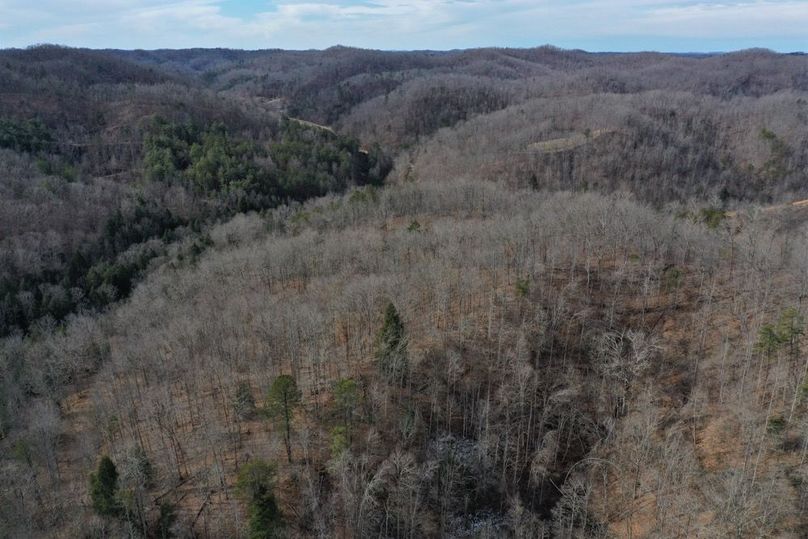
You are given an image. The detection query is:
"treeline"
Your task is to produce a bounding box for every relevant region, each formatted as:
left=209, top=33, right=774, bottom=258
left=4, top=46, right=807, bottom=206
left=116, top=46, right=808, bottom=126
left=110, top=45, right=808, bottom=205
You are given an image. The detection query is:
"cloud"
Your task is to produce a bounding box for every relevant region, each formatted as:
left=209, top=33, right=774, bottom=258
left=0, top=0, right=806, bottom=51
left=639, top=1, right=808, bottom=37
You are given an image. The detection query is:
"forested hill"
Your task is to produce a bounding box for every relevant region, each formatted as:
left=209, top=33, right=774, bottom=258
left=2, top=45, right=808, bottom=538
left=0, top=45, right=392, bottom=338
left=109, top=45, right=808, bottom=204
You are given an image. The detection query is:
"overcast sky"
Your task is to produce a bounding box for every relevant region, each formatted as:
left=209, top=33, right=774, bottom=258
left=1, top=0, right=807, bottom=52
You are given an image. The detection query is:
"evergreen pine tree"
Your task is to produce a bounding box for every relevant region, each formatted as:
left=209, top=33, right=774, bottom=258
left=89, top=455, right=119, bottom=517
left=236, top=461, right=283, bottom=539
left=265, top=375, right=301, bottom=463
left=376, top=302, right=407, bottom=383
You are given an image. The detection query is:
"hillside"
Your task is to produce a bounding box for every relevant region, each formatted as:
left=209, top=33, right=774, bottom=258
left=1, top=45, right=808, bottom=538
left=115, top=46, right=808, bottom=204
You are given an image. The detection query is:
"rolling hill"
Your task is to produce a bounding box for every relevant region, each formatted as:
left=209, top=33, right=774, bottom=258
left=1, top=45, right=808, bottom=538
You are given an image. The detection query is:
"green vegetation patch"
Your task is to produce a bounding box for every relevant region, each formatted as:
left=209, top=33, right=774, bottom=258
left=144, top=117, right=392, bottom=209
left=0, top=118, right=52, bottom=154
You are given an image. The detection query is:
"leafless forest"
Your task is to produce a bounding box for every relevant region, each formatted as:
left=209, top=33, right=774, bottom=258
left=2, top=45, right=808, bottom=538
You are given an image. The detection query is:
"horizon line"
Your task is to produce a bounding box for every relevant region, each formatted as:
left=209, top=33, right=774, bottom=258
left=4, top=43, right=806, bottom=56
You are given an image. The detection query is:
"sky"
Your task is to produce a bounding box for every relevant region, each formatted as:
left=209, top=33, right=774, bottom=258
left=0, top=0, right=807, bottom=52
